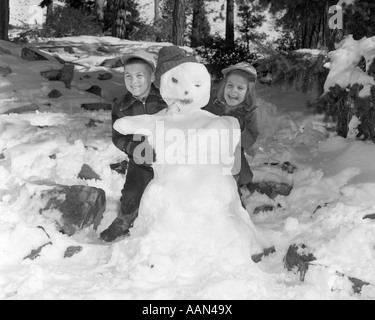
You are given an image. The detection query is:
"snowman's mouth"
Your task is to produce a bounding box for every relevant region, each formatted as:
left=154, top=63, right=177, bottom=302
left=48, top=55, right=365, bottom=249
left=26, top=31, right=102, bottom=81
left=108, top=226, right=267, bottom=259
left=180, top=99, right=193, bottom=104
left=166, top=98, right=193, bottom=106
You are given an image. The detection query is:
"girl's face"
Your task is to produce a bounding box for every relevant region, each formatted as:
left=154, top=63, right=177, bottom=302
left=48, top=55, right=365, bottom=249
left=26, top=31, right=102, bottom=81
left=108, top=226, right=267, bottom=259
left=223, top=73, right=249, bottom=107
left=124, top=63, right=154, bottom=99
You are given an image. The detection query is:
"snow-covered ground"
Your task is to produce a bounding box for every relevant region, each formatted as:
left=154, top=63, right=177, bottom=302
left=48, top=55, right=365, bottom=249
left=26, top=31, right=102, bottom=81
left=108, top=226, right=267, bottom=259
left=1, top=36, right=375, bottom=300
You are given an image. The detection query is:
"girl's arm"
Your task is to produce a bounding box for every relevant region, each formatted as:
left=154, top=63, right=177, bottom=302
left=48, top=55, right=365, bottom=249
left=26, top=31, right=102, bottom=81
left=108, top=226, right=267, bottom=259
left=241, top=109, right=259, bottom=152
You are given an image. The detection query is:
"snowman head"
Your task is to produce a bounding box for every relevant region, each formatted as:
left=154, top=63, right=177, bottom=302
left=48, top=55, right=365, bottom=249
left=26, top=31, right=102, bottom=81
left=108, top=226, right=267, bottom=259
left=155, top=46, right=211, bottom=113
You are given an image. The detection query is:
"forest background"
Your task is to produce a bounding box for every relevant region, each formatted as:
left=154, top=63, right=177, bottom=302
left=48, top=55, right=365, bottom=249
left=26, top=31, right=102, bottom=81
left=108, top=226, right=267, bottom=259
left=0, top=0, right=375, bottom=140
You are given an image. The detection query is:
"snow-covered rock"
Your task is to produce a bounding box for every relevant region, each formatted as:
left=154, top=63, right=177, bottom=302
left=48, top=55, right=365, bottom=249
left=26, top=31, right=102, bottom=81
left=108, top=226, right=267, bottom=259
left=324, top=35, right=375, bottom=97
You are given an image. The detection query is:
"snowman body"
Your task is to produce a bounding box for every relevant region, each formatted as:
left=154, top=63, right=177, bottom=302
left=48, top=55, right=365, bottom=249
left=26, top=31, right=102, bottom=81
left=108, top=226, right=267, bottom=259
left=113, top=62, right=261, bottom=274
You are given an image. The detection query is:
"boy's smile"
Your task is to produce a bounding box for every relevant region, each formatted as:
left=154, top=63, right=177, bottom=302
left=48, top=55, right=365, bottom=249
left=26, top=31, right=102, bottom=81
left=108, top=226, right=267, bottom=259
left=124, top=63, right=154, bottom=99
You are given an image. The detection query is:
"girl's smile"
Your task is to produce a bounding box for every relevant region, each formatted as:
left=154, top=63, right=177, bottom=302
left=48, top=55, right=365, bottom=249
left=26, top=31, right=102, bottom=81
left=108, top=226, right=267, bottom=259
left=223, top=74, right=248, bottom=107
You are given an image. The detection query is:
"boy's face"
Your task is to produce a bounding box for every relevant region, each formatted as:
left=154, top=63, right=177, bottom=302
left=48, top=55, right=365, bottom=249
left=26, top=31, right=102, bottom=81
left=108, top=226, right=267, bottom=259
left=223, top=73, right=249, bottom=107
left=124, top=63, right=154, bottom=99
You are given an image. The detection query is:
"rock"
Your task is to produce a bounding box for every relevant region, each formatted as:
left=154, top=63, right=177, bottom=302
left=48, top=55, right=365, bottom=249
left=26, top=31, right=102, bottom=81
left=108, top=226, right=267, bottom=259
left=84, top=145, right=98, bottom=151
left=64, top=246, right=83, bottom=258
left=78, top=164, right=101, bottom=181
left=97, top=72, right=113, bottom=80
left=0, top=46, right=11, bottom=55
left=110, top=160, right=128, bottom=175
left=100, top=58, right=123, bottom=68
left=363, top=213, right=375, bottom=220
left=4, top=104, right=40, bottom=114
left=253, top=204, right=276, bottom=215
left=262, top=161, right=297, bottom=174
left=281, top=161, right=297, bottom=174
left=247, top=181, right=293, bottom=199
left=24, top=242, right=53, bottom=260
left=40, top=64, right=74, bottom=88
left=59, top=64, right=74, bottom=88
left=284, top=244, right=316, bottom=282
left=48, top=89, right=62, bottom=98
left=85, top=85, right=102, bottom=97
left=41, top=185, right=106, bottom=236
left=332, top=269, right=370, bottom=294
left=251, top=246, right=276, bottom=263
left=0, top=66, right=11, bottom=77
left=348, top=276, right=370, bottom=295
left=64, top=46, right=74, bottom=54
left=41, top=69, right=62, bottom=80
left=81, top=103, right=112, bottom=111
left=0, top=153, right=4, bottom=160
left=21, top=47, right=48, bottom=61
left=97, top=46, right=111, bottom=53
left=313, top=202, right=332, bottom=214
left=85, top=119, right=104, bottom=128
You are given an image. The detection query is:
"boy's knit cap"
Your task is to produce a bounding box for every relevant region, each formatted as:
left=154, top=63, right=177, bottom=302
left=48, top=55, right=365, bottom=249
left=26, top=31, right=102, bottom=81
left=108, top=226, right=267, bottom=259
left=121, top=50, right=156, bottom=72
left=154, top=46, right=198, bottom=88
left=222, top=62, right=257, bottom=82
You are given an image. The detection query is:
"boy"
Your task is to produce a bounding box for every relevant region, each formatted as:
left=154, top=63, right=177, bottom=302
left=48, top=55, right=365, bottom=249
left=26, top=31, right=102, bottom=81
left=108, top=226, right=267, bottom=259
left=100, top=50, right=167, bottom=242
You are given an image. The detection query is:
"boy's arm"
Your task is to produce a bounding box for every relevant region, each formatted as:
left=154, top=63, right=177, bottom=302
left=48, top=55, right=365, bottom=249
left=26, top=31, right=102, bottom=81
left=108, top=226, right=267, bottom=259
left=111, top=101, right=141, bottom=157
left=241, top=109, right=259, bottom=151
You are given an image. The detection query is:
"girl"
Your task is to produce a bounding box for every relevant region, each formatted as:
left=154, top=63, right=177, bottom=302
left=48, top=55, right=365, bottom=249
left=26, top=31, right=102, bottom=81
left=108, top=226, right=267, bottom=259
left=204, top=61, right=259, bottom=189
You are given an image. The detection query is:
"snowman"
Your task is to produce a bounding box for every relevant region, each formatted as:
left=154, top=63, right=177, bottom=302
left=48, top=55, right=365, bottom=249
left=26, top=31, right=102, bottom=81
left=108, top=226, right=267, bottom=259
left=113, top=46, right=265, bottom=278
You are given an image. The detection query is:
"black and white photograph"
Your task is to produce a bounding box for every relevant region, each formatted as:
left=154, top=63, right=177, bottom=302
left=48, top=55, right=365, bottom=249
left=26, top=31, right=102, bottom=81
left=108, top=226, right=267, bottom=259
left=0, top=0, right=375, bottom=301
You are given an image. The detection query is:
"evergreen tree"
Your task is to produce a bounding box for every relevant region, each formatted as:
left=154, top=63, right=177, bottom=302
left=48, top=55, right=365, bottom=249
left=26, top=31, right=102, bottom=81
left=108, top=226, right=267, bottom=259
left=105, top=0, right=141, bottom=39
left=259, top=0, right=339, bottom=49
left=41, top=0, right=95, bottom=14
left=152, top=0, right=195, bottom=43
left=343, top=0, right=375, bottom=40
left=191, top=0, right=211, bottom=47
left=158, top=0, right=174, bottom=41
left=237, top=0, right=266, bottom=51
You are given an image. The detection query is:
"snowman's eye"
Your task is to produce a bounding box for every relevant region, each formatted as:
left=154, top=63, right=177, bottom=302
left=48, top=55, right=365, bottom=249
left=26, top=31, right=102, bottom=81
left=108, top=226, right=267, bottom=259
left=195, top=84, right=201, bottom=88
left=172, top=77, right=178, bottom=83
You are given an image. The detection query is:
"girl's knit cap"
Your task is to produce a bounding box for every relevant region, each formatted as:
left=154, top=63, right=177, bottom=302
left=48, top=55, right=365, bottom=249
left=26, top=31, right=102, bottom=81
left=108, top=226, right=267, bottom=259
left=154, top=46, right=198, bottom=88
left=222, top=62, right=257, bottom=82
left=121, top=50, right=156, bottom=72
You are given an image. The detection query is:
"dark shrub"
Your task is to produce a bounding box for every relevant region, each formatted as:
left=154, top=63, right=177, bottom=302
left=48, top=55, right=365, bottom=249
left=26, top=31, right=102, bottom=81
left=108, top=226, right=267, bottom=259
left=195, top=35, right=258, bottom=82
left=41, top=7, right=102, bottom=38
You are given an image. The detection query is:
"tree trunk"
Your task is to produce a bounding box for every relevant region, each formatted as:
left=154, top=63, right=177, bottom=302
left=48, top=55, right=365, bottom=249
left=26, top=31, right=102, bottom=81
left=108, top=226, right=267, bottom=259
left=154, top=0, right=161, bottom=26
left=0, top=0, right=10, bottom=41
left=225, top=0, right=235, bottom=48
left=95, top=0, right=106, bottom=23
left=112, top=0, right=127, bottom=39
left=191, top=0, right=201, bottom=47
left=172, top=0, right=185, bottom=46
left=45, top=0, right=53, bottom=24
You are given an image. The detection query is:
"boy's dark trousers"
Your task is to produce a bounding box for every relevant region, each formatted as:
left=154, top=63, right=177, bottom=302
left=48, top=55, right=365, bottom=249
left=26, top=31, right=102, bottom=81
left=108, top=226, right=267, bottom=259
left=120, top=159, right=154, bottom=227
left=100, top=158, right=154, bottom=242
